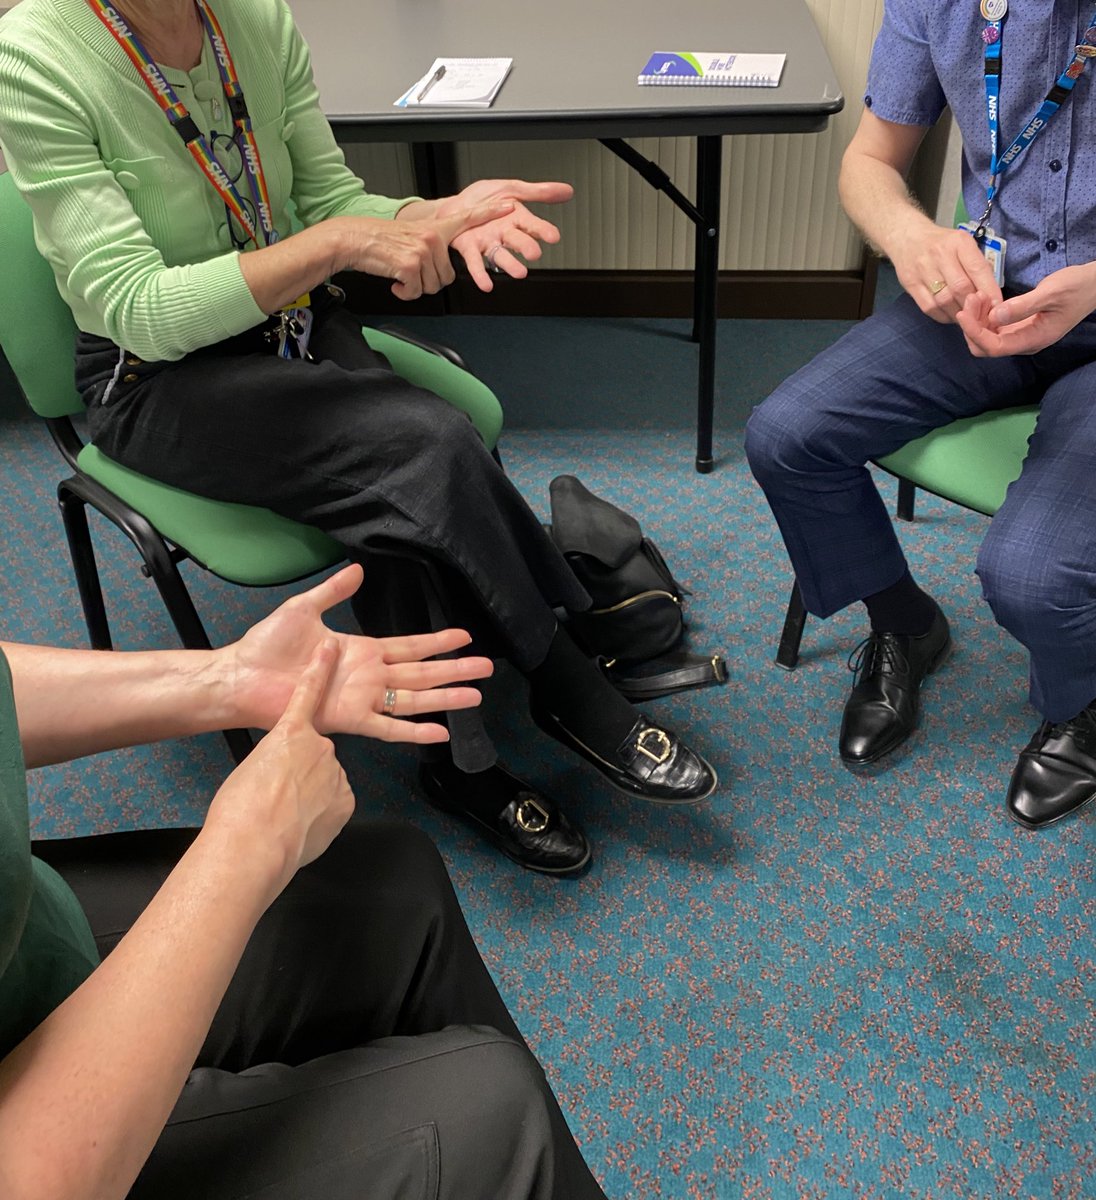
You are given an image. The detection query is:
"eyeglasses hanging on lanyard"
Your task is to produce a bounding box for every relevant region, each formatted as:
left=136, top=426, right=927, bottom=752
left=86, top=0, right=312, bottom=359
left=975, top=0, right=1096, bottom=242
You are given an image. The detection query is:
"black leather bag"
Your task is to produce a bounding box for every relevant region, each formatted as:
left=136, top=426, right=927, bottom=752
left=548, top=475, right=726, bottom=699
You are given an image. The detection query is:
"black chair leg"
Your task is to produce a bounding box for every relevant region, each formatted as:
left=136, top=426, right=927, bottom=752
left=58, top=485, right=113, bottom=651
left=776, top=581, right=807, bottom=670
left=896, top=477, right=916, bottom=521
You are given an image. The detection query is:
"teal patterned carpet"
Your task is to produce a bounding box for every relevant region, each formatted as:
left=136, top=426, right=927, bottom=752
left=1, top=311, right=1092, bottom=1198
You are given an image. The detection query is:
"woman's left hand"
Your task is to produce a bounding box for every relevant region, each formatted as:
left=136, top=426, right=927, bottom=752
left=224, top=564, right=494, bottom=742
left=439, top=179, right=574, bottom=291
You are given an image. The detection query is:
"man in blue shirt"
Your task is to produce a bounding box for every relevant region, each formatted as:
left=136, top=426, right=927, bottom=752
left=746, top=0, right=1096, bottom=828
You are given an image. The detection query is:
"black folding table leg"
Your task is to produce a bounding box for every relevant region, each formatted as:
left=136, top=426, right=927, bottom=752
left=692, top=135, right=722, bottom=474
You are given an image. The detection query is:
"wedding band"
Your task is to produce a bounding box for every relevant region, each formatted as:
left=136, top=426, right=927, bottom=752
left=484, top=243, right=504, bottom=272
left=382, top=687, right=398, bottom=716
left=929, top=278, right=947, bottom=295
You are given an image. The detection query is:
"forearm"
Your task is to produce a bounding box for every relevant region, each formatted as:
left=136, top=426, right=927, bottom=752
left=238, top=221, right=345, bottom=314
left=0, top=825, right=281, bottom=1200
left=839, top=144, right=938, bottom=263
left=395, top=198, right=442, bottom=222
left=3, top=642, right=242, bottom=767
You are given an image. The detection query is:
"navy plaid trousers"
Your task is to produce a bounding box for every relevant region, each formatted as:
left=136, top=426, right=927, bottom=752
left=745, top=294, right=1096, bottom=723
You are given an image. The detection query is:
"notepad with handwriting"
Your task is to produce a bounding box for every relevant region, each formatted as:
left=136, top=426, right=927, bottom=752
left=638, top=51, right=786, bottom=87
left=394, top=58, right=513, bottom=108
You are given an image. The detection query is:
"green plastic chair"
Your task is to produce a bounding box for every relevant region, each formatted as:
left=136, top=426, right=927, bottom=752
left=774, top=196, right=1039, bottom=667
left=0, top=170, right=504, bottom=755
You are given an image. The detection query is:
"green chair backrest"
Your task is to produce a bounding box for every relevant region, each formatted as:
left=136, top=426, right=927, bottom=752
left=0, top=171, right=83, bottom=418
left=361, top=327, right=503, bottom=449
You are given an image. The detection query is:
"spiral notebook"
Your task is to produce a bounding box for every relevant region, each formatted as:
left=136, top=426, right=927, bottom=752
left=638, top=51, right=786, bottom=88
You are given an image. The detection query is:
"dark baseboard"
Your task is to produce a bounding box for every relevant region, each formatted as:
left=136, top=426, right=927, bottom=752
left=337, top=265, right=878, bottom=322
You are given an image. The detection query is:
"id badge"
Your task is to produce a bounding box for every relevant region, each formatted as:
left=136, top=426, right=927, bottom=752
left=957, top=221, right=1007, bottom=287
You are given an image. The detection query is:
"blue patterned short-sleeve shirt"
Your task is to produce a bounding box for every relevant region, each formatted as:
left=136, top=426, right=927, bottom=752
left=865, top=1, right=1096, bottom=291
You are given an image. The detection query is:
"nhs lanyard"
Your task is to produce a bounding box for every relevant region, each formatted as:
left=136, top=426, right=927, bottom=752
left=87, top=0, right=277, bottom=248
left=977, top=0, right=1096, bottom=235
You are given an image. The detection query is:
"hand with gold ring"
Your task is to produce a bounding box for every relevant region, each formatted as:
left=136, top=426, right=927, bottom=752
left=225, top=564, right=494, bottom=744
left=887, top=223, right=1004, bottom=324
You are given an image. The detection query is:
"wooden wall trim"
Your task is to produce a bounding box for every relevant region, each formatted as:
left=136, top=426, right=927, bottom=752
left=338, top=266, right=877, bottom=322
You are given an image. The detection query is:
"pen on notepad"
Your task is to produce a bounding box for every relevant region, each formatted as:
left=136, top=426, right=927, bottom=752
left=417, top=65, right=446, bottom=102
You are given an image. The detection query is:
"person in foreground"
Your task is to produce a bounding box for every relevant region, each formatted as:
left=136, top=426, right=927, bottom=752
left=0, top=565, right=609, bottom=1200
left=746, top=0, right=1096, bottom=829
left=0, top=0, right=716, bottom=880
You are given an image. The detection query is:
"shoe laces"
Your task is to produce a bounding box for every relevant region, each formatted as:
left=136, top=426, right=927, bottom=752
left=847, top=632, right=910, bottom=684
left=1044, top=703, right=1096, bottom=751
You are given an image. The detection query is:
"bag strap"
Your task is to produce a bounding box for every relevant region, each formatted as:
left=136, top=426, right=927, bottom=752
left=600, top=650, right=728, bottom=702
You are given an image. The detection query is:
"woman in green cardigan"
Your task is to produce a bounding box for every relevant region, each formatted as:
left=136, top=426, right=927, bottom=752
left=0, top=0, right=716, bottom=878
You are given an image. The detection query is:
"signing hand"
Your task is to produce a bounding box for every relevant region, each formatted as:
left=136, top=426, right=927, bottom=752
left=889, top=224, right=1003, bottom=323
left=206, top=640, right=355, bottom=894
left=955, top=264, right=1096, bottom=357
left=440, top=179, right=573, bottom=292
left=333, top=200, right=515, bottom=301
left=226, top=564, right=493, bottom=742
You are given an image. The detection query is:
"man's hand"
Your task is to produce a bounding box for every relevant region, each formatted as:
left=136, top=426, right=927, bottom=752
left=227, top=564, right=493, bottom=742
left=888, top=223, right=1004, bottom=323
left=955, top=263, right=1096, bottom=357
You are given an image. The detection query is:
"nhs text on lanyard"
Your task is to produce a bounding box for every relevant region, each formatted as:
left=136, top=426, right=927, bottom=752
left=86, top=0, right=312, bottom=359
left=961, top=0, right=1096, bottom=286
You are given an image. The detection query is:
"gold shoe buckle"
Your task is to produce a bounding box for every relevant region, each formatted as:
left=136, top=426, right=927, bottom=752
left=635, top=727, right=672, bottom=765
left=516, top=797, right=550, bottom=833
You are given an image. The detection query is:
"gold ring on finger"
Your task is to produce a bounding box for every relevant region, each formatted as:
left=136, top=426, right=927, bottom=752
left=929, top=278, right=947, bottom=295
left=382, top=687, right=398, bottom=716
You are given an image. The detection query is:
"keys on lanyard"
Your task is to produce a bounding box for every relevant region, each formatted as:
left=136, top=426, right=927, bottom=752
left=267, top=294, right=314, bottom=360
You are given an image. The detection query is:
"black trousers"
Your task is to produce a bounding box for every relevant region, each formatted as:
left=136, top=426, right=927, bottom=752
left=34, top=821, right=607, bottom=1200
left=76, top=309, right=590, bottom=768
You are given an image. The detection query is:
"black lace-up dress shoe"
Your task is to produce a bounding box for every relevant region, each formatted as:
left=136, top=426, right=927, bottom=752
left=1007, top=706, right=1096, bottom=829
left=531, top=703, right=717, bottom=804
left=419, top=762, right=591, bottom=875
left=839, top=605, right=951, bottom=765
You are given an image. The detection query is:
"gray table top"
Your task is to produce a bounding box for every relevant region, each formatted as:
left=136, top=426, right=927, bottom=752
left=288, top=0, right=843, bottom=142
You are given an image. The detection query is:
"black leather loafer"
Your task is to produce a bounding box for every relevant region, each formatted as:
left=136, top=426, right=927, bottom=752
left=419, top=762, right=591, bottom=875
left=839, top=605, right=951, bottom=766
left=531, top=703, right=717, bottom=804
left=1006, top=709, right=1096, bottom=829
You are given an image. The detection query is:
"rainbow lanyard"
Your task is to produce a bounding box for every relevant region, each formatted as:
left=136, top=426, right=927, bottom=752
left=87, top=0, right=276, bottom=248
left=977, top=0, right=1096, bottom=236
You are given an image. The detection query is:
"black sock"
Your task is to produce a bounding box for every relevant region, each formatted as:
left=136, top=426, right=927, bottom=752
left=863, top=570, right=937, bottom=636
left=526, top=626, right=637, bottom=755
left=420, top=753, right=528, bottom=820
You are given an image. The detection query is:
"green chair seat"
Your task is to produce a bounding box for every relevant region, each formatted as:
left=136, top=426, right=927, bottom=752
left=876, top=405, right=1038, bottom=518
left=76, top=443, right=344, bottom=586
